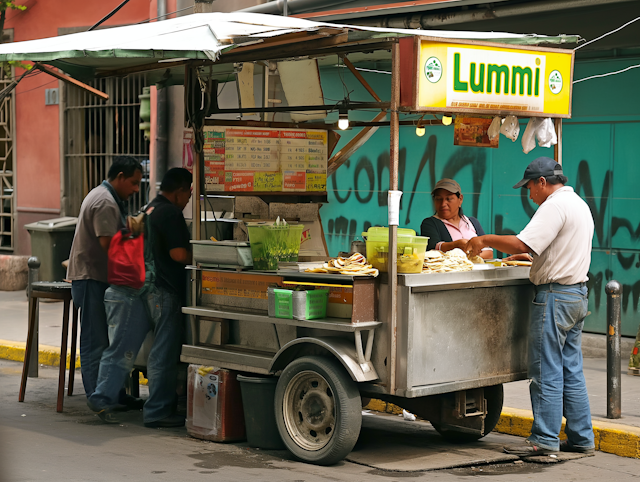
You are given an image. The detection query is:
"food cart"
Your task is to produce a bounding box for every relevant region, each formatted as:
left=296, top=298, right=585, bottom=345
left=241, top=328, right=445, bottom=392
left=179, top=32, right=576, bottom=465
left=0, top=13, right=577, bottom=466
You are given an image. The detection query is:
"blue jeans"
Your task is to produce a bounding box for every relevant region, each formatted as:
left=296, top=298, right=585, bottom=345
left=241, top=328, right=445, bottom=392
left=71, top=279, right=110, bottom=397
left=527, top=282, right=594, bottom=451
left=88, top=285, right=184, bottom=423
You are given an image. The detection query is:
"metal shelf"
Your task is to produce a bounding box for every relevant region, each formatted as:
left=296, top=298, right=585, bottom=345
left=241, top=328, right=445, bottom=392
left=183, top=306, right=381, bottom=332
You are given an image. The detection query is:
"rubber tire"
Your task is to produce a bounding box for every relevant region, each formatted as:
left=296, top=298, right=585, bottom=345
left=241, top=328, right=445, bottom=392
left=431, top=384, right=504, bottom=443
left=274, top=356, right=362, bottom=465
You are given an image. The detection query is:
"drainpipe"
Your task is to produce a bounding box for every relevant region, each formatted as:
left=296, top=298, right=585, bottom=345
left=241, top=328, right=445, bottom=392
left=349, top=0, right=636, bottom=29
left=155, top=0, right=169, bottom=194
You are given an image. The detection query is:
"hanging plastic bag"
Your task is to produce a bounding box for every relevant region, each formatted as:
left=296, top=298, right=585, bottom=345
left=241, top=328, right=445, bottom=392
left=535, top=118, right=557, bottom=148
left=488, top=116, right=501, bottom=140
left=521, top=117, right=540, bottom=154
left=500, top=115, right=520, bottom=142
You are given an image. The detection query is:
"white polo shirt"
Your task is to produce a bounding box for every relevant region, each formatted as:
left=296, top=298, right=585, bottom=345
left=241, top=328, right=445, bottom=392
left=517, top=186, right=594, bottom=286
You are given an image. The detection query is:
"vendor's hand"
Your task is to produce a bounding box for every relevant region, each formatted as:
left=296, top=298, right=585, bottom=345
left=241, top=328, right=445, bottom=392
left=464, top=236, right=485, bottom=257
left=504, top=253, right=533, bottom=262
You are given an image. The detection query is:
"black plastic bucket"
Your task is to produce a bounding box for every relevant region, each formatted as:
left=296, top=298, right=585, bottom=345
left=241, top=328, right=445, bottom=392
left=236, top=375, right=285, bottom=450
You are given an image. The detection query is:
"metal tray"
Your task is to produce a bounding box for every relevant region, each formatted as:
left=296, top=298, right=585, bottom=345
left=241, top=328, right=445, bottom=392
left=191, top=240, right=253, bottom=267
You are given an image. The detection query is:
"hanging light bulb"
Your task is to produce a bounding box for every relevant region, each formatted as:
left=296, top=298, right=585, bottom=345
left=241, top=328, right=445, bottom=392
left=442, top=114, right=453, bottom=126
left=338, top=107, right=349, bottom=130
left=415, top=115, right=426, bottom=136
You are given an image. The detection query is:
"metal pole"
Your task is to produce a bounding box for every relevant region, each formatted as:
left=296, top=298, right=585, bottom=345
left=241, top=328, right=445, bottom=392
left=606, top=280, right=622, bottom=419
left=27, top=257, right=40, bottom=378
left=388, top=41, right=400, bottom=394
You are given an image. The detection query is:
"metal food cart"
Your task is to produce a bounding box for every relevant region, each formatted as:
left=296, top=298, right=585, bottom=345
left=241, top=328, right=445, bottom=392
left=0, top=11, right=577, bottom=466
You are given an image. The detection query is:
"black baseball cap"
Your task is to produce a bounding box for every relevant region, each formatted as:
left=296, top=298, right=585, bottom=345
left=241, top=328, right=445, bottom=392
left=513, top=157, right=564, bottom=189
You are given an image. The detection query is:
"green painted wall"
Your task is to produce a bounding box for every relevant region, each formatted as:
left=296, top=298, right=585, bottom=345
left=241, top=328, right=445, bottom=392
left=320, top=56, right=640, bottom=336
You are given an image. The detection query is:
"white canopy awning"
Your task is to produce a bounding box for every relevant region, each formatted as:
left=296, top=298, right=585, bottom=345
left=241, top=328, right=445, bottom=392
left=0, top=12, right=579, bottom=78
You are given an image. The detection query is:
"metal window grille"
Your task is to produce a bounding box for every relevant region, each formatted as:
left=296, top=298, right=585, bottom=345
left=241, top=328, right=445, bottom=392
left=0, top=67, right=15, bottom=251
left=63, top=74, right=150, bottom=216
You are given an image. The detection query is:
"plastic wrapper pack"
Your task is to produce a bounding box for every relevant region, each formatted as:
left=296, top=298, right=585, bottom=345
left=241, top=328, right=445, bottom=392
left=521, top=117, right=540, bottom=154
left=488, top=116, right=501, bottom=140
left=500, top=115, right=520, bottom=142
left=536, top=118, right=558, bottom=148
left=186, top=364, right=246, bottom=442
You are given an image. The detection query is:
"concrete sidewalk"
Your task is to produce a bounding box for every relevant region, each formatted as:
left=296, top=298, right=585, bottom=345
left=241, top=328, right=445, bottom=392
left=1, top=289, right=639, bottom=459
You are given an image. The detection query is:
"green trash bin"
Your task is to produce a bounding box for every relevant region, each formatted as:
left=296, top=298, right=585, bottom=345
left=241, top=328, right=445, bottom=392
left=24, top=217, right=77, bottom=281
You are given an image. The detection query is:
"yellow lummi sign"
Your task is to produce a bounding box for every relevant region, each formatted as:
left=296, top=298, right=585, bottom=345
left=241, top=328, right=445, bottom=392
left=417, top=40, right=574, bottom=117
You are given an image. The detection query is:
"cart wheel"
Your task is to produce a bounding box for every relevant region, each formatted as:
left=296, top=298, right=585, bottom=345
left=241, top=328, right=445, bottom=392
left=431, top=384, right=504, bottom=443
left=275, top=356, right=362, bottom=465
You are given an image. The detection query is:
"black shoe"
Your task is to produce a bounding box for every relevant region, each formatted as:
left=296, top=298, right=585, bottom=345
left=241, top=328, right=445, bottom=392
left=114, top=395, right=145, bottom=412
left=144, top=414, right=185, bottom=428
left=87, top=400, right=120, bottom=424
left=559, top=440, right=595, bottom=454
left=504, top=440, right=556, bottom=457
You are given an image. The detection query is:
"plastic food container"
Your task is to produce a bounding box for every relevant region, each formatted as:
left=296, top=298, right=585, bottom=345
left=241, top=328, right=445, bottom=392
left=362, top=227, right=429, bottom=274
left=247, top=223, right=304, bottom=271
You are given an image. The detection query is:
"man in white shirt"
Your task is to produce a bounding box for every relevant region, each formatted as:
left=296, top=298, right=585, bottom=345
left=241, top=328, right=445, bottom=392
left=466, top=157, right=595, bottom=457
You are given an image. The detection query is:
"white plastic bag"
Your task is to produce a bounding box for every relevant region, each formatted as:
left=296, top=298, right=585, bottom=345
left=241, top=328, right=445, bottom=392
left=535, top=118, right=557, bottom=148
left=521, top=117, right=540, bottom=154
left=402, top=409, right=416, bottom=421
left=488, top=116, right=501, bottom=140
left=500, top=115, right=520, bottom=142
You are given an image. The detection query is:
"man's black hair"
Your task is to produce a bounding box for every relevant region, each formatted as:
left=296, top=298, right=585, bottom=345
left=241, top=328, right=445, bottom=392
left=160, top=167, right=193, bottom=193
left=535, top=174, right=568, bottom=185
left=107, top=156, right=143, bottom=180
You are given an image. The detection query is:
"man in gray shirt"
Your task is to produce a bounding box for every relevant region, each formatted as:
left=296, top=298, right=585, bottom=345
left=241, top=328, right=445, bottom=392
left=67, top=156, right=142, bottom=399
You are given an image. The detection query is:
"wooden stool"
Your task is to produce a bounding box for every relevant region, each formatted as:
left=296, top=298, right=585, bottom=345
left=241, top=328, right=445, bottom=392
left=19, top=281, right=79, bottom=412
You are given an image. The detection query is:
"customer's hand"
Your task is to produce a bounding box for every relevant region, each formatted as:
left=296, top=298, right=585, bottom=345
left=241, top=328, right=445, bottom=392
left=504, top=253, right=533, bottom=262
left=465, top=237, right=485, bottom=257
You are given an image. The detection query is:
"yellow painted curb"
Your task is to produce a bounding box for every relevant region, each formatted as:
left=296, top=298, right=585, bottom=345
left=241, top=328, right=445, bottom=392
left=0, top=340, right=149, bottom=386
left=366, top=399, right=640, bottom=459
left=0, top=339, right=80, bottom=369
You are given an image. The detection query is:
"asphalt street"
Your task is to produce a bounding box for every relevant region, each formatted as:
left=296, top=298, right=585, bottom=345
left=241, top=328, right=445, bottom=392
left=1, top=360, right=639, bottom=482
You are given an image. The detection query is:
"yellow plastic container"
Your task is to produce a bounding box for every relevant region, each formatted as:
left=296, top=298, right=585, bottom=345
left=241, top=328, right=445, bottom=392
left=362, top=227, right=429, bottom=273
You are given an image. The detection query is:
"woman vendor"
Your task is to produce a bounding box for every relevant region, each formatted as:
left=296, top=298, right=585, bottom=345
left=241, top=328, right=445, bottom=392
left=420, top=178, right=495, bottom=260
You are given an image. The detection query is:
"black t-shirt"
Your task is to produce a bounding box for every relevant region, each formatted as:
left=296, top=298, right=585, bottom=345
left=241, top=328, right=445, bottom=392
left=147, top=195, right=191, bottom=299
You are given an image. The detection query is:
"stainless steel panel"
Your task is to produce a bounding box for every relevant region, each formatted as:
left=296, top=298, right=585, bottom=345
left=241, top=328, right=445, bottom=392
left=191, top=240, right=253, bottom=266
left=180, top=344, right=272, bottom=373
left=400, top=283, right=533, bottom=391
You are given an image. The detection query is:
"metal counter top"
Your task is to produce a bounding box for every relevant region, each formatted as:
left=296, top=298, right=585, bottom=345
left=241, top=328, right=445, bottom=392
left=398, top=266, right=531, bottom=288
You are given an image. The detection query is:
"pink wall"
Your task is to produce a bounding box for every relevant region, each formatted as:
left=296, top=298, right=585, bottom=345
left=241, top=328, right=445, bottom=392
left=6, top=1, right=154, bottom=254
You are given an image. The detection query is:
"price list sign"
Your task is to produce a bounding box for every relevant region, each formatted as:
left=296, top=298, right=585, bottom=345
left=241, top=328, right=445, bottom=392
left=203, top=126, right=327, bottom=193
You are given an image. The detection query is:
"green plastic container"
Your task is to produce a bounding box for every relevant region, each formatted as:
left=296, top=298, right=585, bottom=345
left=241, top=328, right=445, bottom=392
left=248, top=224, right=304, bottom=270
left=292, top=289, right=328, bottom=320
left=362, top=227, right=429, bottom=273
left=273, top=289, right=293, bottom=318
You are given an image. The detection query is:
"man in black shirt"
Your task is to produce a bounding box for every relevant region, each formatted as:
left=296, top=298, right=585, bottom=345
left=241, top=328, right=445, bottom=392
left=88, top=168, right=192, bottom=427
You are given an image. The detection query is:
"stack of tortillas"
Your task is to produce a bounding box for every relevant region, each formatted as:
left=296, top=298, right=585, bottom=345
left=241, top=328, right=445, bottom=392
left=422, top=248, right=474, bottom=274
left=305, top=253, right=379, bottom=277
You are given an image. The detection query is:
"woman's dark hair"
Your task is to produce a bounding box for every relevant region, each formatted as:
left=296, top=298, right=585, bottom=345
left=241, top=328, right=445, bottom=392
left=534, top=174, right=568, bottom=185
left=107, top=156, right=143, bottom=180
left=432, top=190, right=466, bottom=221
left=160, top=167, right=193, bottom=193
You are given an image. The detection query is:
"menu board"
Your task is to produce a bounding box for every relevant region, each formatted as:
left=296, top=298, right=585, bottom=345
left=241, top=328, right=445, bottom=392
left=203, top=126, right=328, bottom=193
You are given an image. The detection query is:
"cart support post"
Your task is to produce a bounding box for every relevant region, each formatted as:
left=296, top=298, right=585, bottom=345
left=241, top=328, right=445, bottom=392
left=554, top=118, right=562, bottom=165
left=388, top=41, right=400, bottom=394
left=606, top=280, right=622, bottom=419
